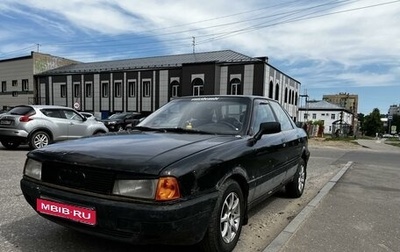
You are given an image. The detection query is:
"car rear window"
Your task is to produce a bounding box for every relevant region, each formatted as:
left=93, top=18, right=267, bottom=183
left=8, top=106, right=35, bottom=115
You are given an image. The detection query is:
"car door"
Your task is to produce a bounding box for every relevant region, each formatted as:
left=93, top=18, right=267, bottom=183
left=62, top=109, right=89, bottom=139
left=269, top=101, right=303, bottom=180
left=250, top=99, right=288, bottom=200
left=40, top=109, right=70, bottom=141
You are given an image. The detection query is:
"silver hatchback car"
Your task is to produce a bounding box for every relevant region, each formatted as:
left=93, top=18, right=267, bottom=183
left=0, top=105, right=109, bottom=149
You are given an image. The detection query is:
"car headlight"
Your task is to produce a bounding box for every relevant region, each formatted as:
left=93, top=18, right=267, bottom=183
left=112, top=177, right=181, bottom=201
left=24, top=158, right=42, bottom=180
left=109, top=121, right=116, bottom=125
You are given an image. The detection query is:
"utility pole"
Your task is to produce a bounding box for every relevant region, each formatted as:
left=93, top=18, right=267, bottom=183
left=36, top=43, right=41, bottom=52
left=192, top=37, right=195, bottom=53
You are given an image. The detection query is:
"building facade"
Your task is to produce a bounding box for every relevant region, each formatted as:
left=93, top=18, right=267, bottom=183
left=36, top=50, right=301, bottom=120
left=0, top=52, right=78, bottom=110
left=299, top=100, right=354, bottom=135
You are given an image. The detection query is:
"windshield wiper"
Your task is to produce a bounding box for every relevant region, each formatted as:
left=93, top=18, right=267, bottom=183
left=159, top=127, right=214, bottom=134
left=134, top=126, right=213, bottom=134
left=132, top=126, right=163, bottom=132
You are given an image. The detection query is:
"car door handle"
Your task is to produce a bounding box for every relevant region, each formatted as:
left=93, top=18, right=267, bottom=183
left=281, top=138, right=286, bottom=148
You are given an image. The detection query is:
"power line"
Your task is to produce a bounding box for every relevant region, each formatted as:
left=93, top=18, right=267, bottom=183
left=1, top=0, right=399, bottom=60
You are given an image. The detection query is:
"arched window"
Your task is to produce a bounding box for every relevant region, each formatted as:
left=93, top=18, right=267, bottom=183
left=289, top=90, right=292, bottom=104
left=230, top=78, right=241, bottom=95
left=192, top=78, right=204, bottom=96
left=291, top=90, right=295, bottom=104
left=268, top=81, right=273, bottom=98
left=170, top=80, right=180, bottom=98
left=284, top=88, right=288, bottom=103
left=295, top=92, right=298, bottom=105
left=275, top=83, right=279, bottom=101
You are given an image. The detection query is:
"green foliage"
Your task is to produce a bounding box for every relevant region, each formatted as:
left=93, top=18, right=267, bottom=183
left=361, top=108, right=384, bottom=136
left=312, top=120, right=324, bottom=126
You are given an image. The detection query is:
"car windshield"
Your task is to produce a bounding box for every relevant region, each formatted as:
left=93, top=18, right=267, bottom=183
left=138, top=97, right=249, bottom=135
left=8, top=106, right=34, bottom=115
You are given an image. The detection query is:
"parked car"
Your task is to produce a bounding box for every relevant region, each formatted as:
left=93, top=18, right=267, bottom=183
left=20, top=96, right=310, bottom=252
left=101, top=112, right=144, bottom=131
left=0, top=105, right=109, bottom=150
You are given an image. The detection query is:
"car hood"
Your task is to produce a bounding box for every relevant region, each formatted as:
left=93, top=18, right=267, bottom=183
left=28, top=132, right=239, bottom=175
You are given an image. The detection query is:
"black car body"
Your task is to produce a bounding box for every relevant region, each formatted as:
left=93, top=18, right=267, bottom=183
left=101, top=112, right=143, bottom=131
left=20, top=95, right=310, bottom=252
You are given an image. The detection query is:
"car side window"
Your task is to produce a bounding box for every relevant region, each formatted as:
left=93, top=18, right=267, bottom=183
left=63, top=110, right=84, bottom=121
left=42, top=109, right=65, bottom=119
left=250, top=101, right=276, bottom=135
left=269, top=101, right=294, bottom=131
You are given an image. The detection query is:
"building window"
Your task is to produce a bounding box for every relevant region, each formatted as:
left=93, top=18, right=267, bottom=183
left=331, top=114, right=335, bottom=120
left=142, top=80, right=151, bottom=97
left=304, top=113, right=308, bottom=120
left=12, top=91, right=18, bottom=97
left=73, top=83, right=80, bottom=98
left=101, top=82, right=109, bottom=98
left=12, top=80, right=18, bottom=87
left=128, top=80, right=136, bottom=97
left=193, top=85, right=203, bottom=96
left=114, top=81, right=122, bottom=98
left=230, top=78, right=241, bottom=95
left=85, top=82, right=92, bottom=98
left=312, top=113, right=316, bottom=119
left=269, top=81, right=273, bottom=98
left=284, top=88, right=288, bottom=103
left=60, top=85, right=66, bottom=98
left=192, top=78, right=204, bottom=96
left=170, top=80, right=180, bottom=97
left=22, top=79, right=29, bottom=91
left=1, top=81, right=6, bottom=92
left=275, top=83, right=279, bottom=101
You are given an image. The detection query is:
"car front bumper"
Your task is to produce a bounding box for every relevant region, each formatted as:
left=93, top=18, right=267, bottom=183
left=20, top=178, right=218, bottom=245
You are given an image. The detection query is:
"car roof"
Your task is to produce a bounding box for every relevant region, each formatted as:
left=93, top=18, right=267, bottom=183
left=15, top=105, right=74, bottom=110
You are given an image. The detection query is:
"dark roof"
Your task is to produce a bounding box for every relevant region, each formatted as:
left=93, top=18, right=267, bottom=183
left=41, top=50, right=262, bottom=75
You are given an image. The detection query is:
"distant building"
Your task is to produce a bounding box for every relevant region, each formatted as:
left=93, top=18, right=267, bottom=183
left=35, top=50, right=301, bottom=119
left=299, top=100, right=354, bottom=135
left=388, top=104, right=400, bottom=116
left=0, top=52, right=78, bottom=110
left=323, top=92, right=359, bottom=135
left=323, top=93, right=358, bottom=114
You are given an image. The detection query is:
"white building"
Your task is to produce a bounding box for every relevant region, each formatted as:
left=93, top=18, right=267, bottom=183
left=299, top=100, right=354, bottom=135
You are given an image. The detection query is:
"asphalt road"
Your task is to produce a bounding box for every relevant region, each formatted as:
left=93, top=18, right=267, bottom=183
left=0, top=140, right=391, bottom=252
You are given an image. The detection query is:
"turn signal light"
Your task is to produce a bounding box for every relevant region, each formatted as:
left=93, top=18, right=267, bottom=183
left=155, top=177, right=180, bottom=201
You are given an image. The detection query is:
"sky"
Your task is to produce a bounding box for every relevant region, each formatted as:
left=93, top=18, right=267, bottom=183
left=0, top=0, right=399, bottom=115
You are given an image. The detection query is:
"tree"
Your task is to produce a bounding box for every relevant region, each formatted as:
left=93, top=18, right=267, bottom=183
left=362, top=108, right=384, bottom=137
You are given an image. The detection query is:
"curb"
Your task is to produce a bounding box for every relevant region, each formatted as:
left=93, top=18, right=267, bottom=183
left=263, top=161, right=354, bottom=252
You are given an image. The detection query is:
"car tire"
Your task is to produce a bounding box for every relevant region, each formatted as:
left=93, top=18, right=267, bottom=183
left=29, top=131, right=50, bottom=149
left=286, top=159, right=306, bottom=198
left=200, top=179, right=244, bottom=252
left=1, top=140, right=21, bottom=150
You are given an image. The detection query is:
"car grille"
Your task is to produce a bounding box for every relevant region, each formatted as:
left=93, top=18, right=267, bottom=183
left=41, top=162, right=115, bottom=195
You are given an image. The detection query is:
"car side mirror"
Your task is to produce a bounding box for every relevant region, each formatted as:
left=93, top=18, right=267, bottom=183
left=248, top=122, right=281, bottom=146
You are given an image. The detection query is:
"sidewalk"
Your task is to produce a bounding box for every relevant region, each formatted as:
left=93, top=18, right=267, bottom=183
left=264, top=139, right=400, bottom=252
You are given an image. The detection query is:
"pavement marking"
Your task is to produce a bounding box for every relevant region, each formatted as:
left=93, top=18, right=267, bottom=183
left=263, top=161, right=354, bottom=252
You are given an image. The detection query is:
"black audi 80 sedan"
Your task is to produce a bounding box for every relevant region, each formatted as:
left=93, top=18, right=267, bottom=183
left=20, top=95, right=310, bottom=252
